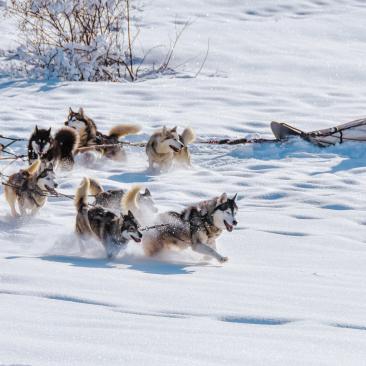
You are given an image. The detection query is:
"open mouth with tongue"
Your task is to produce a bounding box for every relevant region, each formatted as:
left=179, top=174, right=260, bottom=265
left=224, top=220, right=233, bottom=232
left=45, top=186, right=57, bottom=194
left=131, top=235, right=142, bottom=243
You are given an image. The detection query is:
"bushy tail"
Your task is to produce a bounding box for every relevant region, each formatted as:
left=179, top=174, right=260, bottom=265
left=55, top=127, right=79, bottom=158
left=75, top=177, right=90, bottom=212
left=180, top=127, right=196, bottom=146
left=121, top=185, right=141, bottom=213
left=26, top=159, right=41, bottom=175
left=88, top=178, right=104, bottom=196
left=109, top=124, right=141, bottom=138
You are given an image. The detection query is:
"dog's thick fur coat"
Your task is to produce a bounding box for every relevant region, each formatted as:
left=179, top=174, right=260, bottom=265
left=4, top=160, right=57, bottom=217
left=145, top=126, right=195, bottom=170
left=74, top=178, right=142, bottom=258
left=66, top=107, right=141, bottom=160
left=142, top=193, right=238, bottom=263
left=28, top=126, right=79, bottom=170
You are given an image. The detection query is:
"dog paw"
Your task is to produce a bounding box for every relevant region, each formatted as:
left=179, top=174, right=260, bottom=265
left=219, top=256, right=228, bottom=263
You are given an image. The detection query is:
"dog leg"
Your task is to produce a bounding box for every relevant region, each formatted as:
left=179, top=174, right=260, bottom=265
left=203, top=240, right=217, bottom=261
left=4, top=187, right=19, bottom=217
left=9, top=199, right=19, bottom=217
left=191, top=242, right=228, bottom=263
left=30, top=206, right=40, bottom=216
left=19, top=203, right=27, bottom=216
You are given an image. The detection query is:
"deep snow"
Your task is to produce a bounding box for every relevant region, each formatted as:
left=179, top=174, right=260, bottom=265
left=1, top=1, right=366, bottom=365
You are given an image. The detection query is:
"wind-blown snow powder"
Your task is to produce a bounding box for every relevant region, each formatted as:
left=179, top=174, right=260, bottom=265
left=1, top=0, right=366, bottom=365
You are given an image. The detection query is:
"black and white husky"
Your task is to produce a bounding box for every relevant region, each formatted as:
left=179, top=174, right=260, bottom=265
left=28, top=125, right=79, bottom=170
left=142, top=193, right=238, bottom=263
left=74, top=178, right=143, bottom=258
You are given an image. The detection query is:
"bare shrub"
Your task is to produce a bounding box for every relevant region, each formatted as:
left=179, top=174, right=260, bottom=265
left=8, top=0, right=208, bottom=81
left=9, top=0, right=138, bottom=81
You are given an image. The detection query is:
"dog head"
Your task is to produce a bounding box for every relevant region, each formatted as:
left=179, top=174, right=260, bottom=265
left=36, top=163, right=58, bottom=193
left=159, top=126, right=184, bottom=153
left=121, top=210, right=142, bottom=243
left=212, top=193, right=238, bottom=232
left=30, top=126, right=52, bottom=157
left=65, top=107, right=88, bottom=132
left=139, top=188, right=158, bottom=213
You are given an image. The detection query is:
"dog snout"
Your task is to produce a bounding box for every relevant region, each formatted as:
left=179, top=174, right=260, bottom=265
left=54, top=183, right=58, bottom=188
left=232, top=220, right=238, bottom=226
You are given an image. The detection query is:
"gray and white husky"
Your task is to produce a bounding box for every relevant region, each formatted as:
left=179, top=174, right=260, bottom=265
left=88, top=178, right=158, bottom=225
left=4, top=160, right=58, bottom=217
left=142, top=193, right=238, bottom=263
left=145, top=126, right=195, bottom=171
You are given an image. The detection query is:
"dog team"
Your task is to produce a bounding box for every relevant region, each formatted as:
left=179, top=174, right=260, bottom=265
left=2, top=108, right=238, bottom=263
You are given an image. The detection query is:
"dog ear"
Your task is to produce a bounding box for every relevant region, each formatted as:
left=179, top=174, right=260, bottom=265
left=128, top=210, right=134, bottom=218
left=171, top=126, right=177, bottom=132
left=232, top=193, right=238, bottom=201
left=47, top=127, right=52, bottom=135
left=69, top=107, right=73, bottom=114
left=144, top=188, right=151, bottom=196
left=78, top=107, right=84, bottom=116
left=162, top=126, right=167, bottom=134
left=35, top=125, right=39, bottom=133
left=218, top=193, right=228, bottom=204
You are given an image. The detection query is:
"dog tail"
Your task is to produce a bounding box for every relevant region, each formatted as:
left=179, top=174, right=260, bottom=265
left=88, top=178, right=104, bottom=196
left=75, top=178, right=95, bottom=236
left=55, top=127, right=80, bottom=157
left=26, top=159, right=41, bottom=175
left=109, top=124, right=141, bottom=138
left=121, top=185, right=141, bottom=213
left=75, top=177, right=90, bottom=212
left=180, top=127, right=196, bottom=146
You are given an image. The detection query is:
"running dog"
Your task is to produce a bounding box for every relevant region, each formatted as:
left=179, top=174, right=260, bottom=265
left=4, top=160, right=58, bottom=217
left=142, top=193, right=238, bottom=263
left=88, top=178, right=158, bottom=222
left=28, top=125, right=79, bottom=170
left=121, top=185, right=158, bottom=225
left=145, top=126, right=195, bottom=171
left=65, top=107, right=141, bottom=160
left=74, top=178, right=142, bottom=258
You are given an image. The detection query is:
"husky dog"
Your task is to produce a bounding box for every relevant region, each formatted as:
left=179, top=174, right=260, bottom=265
left=28, top=125, right=79, bottom=170
left=88, top=179, right=157, bottom=221
left=145, top=126, right=195, bottom=171
left=142, top=193, right=238, bottom=263
left=65, top=107, right=141, bottom=160
left=121, top=185, right=158, bottom=225
left=4, top=160, right=58, bottom=217
left=75, top=178, right=142, bottom=258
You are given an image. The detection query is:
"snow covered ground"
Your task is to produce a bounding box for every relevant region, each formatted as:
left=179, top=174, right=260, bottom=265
left=1, top=0, right=366, bottom=365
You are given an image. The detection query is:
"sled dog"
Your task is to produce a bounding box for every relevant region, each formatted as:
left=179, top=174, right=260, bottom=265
left=65, top=107, right=141, bottom=160
left=28, top=125, right=79, bottom=170
left=142, top=193, right=238, bottom=263
left=145, top=126, right=195, bottom=170
left=121, top=185, right=158, bottom=225
left=88, top=178, right=158, bottom=222
left=75, top=178, right=142, bottom=258
left=4, top=160, right=58, bottom=217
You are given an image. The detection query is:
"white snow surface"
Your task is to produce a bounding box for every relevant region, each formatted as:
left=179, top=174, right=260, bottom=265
left=1, top=1, right=366, bottom=365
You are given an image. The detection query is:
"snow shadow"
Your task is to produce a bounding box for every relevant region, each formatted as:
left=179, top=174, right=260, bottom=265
left=110, top=171, right=153, bottom=184
left=115, top=255, right=197, bottom=275
left=220, top=315, right=292, bottom=326
left=0, top=77, right=61, bottom=93
left=40, top=254, right=198, bottom=275
left=226, top=138, right=366, bottom=171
